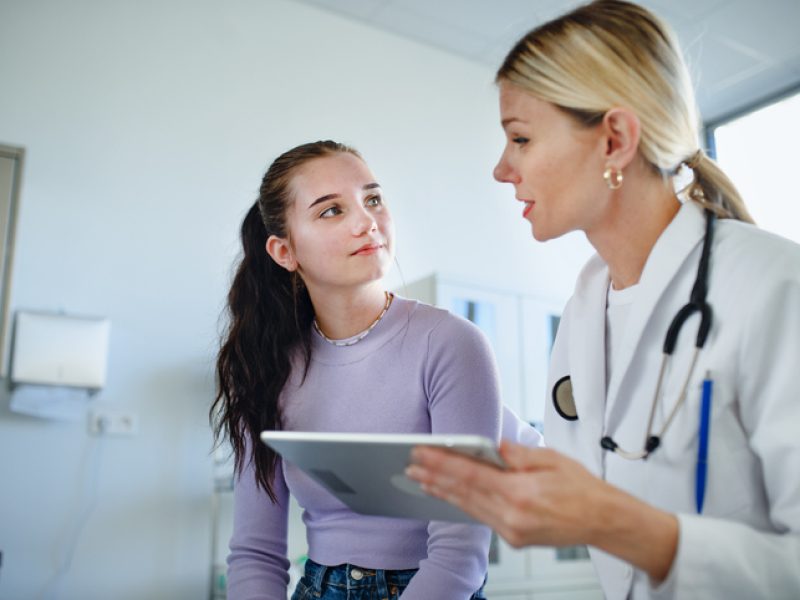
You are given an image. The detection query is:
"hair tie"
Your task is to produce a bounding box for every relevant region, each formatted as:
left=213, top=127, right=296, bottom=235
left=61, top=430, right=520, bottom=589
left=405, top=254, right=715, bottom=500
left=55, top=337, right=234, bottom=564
left=685, top=149, right=704, bottom=170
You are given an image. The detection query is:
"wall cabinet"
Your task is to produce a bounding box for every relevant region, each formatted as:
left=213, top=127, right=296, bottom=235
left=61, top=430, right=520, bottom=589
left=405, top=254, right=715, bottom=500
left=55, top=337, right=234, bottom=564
left=403, top=274, right=602, bottom=598
left=403, top=273, right=563, bottom=425
left=210, top=452, right=307, bottom=600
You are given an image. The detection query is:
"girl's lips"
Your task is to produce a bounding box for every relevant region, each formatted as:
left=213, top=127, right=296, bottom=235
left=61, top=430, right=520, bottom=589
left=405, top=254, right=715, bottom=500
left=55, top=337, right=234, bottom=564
left=522, top=202, right=534, bottom=218
left=352, top=243, right=382, bottom=255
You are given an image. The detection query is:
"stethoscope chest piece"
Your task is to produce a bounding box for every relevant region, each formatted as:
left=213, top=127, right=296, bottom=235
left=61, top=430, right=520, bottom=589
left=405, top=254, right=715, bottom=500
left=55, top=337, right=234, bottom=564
left=553, top=375, right=578, bottom=421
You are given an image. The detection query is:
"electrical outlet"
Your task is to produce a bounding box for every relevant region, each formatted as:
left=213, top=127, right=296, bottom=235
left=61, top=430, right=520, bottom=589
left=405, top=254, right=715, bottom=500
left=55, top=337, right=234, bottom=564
left=88, top=410, right=138, bottom=436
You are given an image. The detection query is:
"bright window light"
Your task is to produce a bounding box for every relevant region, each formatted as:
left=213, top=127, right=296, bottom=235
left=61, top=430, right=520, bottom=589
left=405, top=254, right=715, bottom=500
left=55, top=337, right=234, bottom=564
left=712, top=91, right=800, bottom=244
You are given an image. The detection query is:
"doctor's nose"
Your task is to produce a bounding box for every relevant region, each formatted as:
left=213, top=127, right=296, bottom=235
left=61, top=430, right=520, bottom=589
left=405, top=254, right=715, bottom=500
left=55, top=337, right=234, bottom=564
left=493, top=154, right=518, bottom=184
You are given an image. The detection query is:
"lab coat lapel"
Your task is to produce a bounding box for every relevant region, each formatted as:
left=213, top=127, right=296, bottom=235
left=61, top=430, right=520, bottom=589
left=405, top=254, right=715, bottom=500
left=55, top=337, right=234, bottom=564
left=605, top=202, right=707, bottom=419
left=567, top=257, right=609, bottom=475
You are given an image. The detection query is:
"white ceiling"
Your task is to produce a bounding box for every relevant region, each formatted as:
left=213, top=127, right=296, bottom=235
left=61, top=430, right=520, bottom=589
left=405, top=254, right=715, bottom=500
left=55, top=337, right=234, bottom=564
left=295, top=0, right=800, bottom=123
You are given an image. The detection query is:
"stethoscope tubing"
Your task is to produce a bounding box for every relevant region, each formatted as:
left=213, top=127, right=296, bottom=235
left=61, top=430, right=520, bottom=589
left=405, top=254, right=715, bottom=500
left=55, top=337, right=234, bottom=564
left=558, top=210, right=717, bottom=462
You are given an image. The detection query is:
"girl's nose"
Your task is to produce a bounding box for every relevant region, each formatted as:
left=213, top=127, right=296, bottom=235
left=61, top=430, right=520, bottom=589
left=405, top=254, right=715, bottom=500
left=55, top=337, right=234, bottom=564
left=353, top=207, right=377, bottom=235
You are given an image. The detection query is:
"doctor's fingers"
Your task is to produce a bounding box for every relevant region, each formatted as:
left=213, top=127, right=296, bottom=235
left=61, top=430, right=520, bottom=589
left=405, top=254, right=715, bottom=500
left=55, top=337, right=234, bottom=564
left=408, top=447, right=507, bottom=494
left=405, top=456, right=541, bottom=537
left=423, top=474, right=512, bottom=530
left=500, top=442, right=563, bottom=471
left=487, top=472, right=603, bottom=548
left=436, top=470, right=566, bottom=549
left=501, top=442, right=603, bottom=500
left=409, top=454, right=584, bottom=548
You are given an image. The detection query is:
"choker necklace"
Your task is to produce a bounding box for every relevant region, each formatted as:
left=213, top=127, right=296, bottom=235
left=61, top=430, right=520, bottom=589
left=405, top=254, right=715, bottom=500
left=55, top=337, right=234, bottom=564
left=313, top=292, right=394, bottom=347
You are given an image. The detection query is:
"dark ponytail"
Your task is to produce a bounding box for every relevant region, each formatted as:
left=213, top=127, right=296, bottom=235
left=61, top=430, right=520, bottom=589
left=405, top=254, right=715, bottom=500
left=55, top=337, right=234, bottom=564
left=211, top=141, right=360, bottom=500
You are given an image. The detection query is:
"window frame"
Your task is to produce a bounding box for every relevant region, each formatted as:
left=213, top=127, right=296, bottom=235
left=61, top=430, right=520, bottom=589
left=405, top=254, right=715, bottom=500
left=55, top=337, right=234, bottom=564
left=0, top=144, right=25, bottom=379
left=705, top=82, right=800, bottom=160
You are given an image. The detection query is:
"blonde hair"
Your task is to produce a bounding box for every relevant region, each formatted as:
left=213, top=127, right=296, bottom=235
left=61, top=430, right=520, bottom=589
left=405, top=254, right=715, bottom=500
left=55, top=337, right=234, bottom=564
left=497, top=0, right=753, bottom=223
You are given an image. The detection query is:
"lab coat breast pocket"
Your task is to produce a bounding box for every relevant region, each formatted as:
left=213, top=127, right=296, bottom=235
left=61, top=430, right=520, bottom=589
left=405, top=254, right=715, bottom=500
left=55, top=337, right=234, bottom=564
left=701, top=389, right=759, bottom=519
left=649, top=378, right=758, bottom=518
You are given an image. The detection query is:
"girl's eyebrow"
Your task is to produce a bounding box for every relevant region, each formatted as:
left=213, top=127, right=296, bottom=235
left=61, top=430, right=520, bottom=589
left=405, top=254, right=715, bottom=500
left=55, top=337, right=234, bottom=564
left=308, top=183, right=381, bottom=209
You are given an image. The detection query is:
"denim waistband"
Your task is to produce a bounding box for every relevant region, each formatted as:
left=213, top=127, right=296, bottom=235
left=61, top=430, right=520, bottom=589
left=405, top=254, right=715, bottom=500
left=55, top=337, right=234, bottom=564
left=300, top=558, right=487, bottom=599
left=303, top=558, right=418, bottom=593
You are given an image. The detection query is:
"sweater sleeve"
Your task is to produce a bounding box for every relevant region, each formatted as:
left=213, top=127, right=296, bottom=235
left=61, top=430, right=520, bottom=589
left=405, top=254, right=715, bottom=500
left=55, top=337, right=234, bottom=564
left=502, top=404, right=545, bottom=448
left=400, top=314, right=502, bottom=599
left=226, top=448, right=291, bottom=600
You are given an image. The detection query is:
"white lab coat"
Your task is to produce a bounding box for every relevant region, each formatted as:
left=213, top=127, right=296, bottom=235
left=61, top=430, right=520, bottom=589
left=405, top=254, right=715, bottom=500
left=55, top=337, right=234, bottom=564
left=545, top=201, right=800, bottom=599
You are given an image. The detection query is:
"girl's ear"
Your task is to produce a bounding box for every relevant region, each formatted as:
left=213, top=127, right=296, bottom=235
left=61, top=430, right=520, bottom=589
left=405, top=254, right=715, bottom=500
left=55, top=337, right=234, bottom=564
left=266, top=235, right=298, bottom=272
left=601, top=107, right=641, bottom=170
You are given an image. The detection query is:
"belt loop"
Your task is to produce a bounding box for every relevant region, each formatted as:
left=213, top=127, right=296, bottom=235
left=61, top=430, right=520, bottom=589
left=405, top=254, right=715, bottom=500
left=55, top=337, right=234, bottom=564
left=376, top=568, right=389, bottom=598
left=312, top=562, right=328, bottom=596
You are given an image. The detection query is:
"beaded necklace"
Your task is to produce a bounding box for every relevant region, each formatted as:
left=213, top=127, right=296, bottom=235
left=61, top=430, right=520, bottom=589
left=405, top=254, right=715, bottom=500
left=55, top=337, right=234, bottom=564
left=313, top=291, right=394, bottom=347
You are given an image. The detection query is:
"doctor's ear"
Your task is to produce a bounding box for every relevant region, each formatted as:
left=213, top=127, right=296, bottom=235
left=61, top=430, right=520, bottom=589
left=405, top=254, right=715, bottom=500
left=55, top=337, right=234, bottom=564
left=266, top=235, right=298, bottom=272
left=601, top=107, right=641, bottom=170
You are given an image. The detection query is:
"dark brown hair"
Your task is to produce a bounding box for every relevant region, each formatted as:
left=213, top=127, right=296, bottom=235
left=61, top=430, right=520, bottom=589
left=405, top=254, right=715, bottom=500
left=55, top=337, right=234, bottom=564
left=211, top=140, right=361, bottom=500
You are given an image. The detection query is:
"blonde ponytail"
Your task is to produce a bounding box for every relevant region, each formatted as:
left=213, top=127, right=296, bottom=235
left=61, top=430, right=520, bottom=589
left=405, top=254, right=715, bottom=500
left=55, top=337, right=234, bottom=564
left=683, top=150, right=754, bottom=223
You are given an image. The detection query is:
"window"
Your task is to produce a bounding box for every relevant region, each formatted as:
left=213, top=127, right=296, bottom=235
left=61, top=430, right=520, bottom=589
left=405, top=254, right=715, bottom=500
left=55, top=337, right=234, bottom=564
left=709, top=89, right=800, bottom=244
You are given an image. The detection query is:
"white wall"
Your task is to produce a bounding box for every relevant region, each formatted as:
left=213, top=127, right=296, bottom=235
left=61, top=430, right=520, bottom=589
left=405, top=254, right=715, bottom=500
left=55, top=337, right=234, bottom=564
left=0, top=1, right=592, bottom=598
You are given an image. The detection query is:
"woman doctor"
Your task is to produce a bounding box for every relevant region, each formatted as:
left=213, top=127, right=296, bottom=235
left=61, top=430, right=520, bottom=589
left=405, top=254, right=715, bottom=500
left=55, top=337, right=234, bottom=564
left=407, top=1, right=800, bottom=598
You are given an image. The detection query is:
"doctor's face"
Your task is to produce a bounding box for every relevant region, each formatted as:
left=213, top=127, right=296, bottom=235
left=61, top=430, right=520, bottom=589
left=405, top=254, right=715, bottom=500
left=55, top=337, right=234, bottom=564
left=493, top=83, right=608, bottom=242
left=282, top=152, right=395, bottom=295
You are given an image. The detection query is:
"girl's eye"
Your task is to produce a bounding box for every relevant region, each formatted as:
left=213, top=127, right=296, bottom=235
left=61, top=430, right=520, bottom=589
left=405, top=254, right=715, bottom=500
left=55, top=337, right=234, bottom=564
left=365, top=195, right=383, bottom=207
left=319, top=206, right=341, bottom=218
left=512, top=136, right=530, bottom=146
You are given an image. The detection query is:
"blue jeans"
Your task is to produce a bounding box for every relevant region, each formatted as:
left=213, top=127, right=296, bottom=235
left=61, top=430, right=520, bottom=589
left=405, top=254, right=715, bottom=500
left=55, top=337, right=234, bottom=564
left=291, top=558, right=487, bottom=599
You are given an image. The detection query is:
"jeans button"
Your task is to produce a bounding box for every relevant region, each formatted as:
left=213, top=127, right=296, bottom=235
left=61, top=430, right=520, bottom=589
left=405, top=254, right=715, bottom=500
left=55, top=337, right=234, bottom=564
left=351, top=568, right=364, bottom=581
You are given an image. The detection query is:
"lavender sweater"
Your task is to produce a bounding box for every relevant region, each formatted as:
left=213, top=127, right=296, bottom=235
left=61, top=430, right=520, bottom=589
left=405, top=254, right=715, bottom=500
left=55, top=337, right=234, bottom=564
left=226, top=296, right=503, bottom=599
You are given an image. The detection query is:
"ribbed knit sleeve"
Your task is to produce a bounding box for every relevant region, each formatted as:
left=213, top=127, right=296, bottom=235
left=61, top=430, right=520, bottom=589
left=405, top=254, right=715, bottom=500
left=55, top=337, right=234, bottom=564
left=226, top=448, right=291, bottom=600
left=400, top=314, right=502, bottom=599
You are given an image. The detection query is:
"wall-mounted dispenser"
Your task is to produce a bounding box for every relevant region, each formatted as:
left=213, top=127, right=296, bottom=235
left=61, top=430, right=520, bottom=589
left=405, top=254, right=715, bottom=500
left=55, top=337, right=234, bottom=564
left=8, top=310, right=110, bottom=420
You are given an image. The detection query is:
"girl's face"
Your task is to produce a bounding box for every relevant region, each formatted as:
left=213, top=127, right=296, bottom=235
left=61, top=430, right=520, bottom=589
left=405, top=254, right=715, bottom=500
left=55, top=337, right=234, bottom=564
left=274, top=152, right=394, bottom=294
left=493, top=83, right=610, bottom=242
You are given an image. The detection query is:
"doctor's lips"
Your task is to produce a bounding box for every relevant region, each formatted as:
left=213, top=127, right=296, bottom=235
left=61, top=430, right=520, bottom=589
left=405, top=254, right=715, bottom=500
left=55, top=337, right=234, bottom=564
left=519, top=199, right=534, bottom=218
left=351, top=242, right=384, bottom=256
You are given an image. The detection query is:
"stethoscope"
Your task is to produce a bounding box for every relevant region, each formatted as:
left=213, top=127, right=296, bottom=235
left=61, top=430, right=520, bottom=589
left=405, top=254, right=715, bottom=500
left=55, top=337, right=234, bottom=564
left=553, top=209, right=716, bottom=461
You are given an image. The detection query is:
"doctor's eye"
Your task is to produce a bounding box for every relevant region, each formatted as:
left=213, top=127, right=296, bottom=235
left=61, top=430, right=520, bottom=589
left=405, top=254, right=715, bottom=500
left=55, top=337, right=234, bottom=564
left=319, top=205, right=342, bottom=218
left=512, top=136, right=530, bottom=146
left=365, top=195, right=383, bottom=208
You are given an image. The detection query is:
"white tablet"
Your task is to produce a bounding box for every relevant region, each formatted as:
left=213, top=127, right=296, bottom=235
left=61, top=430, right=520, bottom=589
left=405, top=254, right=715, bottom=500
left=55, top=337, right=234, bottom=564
left=260, top=431, right=505, bottom=523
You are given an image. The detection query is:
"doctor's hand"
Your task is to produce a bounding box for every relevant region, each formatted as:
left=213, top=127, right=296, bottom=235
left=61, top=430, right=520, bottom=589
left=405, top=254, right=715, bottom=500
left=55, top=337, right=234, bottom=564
left=407, top=442, right=607, bottom=548
left=406, top=441, right=679, bottom=582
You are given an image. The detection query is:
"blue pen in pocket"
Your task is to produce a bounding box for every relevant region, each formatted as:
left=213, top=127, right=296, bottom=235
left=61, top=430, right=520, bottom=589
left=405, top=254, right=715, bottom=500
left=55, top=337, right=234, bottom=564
left=695, top=373, right=713, bottom=514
